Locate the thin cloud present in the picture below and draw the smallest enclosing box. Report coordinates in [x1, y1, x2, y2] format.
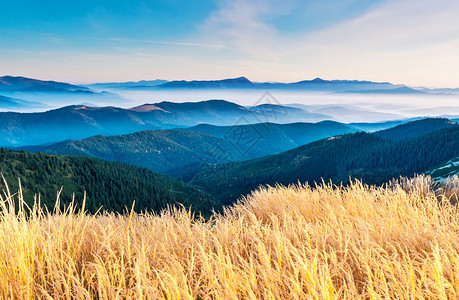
[281, 0, 459, 87]
[197, 0, 291, 58]
[110, 38, 230, 49]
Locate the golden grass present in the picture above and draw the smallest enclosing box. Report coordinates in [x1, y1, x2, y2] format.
[1, 177, 459, 299]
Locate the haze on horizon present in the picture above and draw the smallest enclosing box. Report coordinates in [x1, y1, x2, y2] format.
[1, 0, 459, 88]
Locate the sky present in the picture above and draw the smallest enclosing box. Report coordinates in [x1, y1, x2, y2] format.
[1, 0, 459, 88]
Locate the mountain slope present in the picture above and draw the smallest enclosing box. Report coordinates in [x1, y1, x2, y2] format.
[31, 130, 247, 174]
[0, 95, 46, 109]
[0, 75, 90, 92]
[347, 120, 410, 132]
[189, 125, 459, 204]
[154, 100, 329, 123]
[0, 76, 133, 109]
[0, 100, 331, 147]
[26, 122, 357, 176]
[0, 105, 166, 146]
[181, 121, 357, 157]
[425, 157, 459, 180]
[374, 118, 458, 140]
[0, 148, 218, 214]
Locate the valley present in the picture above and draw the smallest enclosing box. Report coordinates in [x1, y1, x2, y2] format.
[3, 1, 459, 297]
[1, 77, 458, 211]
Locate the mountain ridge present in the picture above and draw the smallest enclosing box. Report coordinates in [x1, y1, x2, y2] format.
[0, 100, 333, 146]
[0, 75, 90, 92]
[0, 94, 47, 109]
[186, 121, 459, 204]
[3, 75, 458, 95]
[23, 121, 363, 175]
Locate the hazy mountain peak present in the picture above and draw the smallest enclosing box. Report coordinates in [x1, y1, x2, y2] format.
[0, 75, 90, 92]
[311, 77, 327, 83]
[129, 104, 167, 112]
[157, 77, 254, 89]
[229, 76, 251, 82]
[155, 99, 245, 109]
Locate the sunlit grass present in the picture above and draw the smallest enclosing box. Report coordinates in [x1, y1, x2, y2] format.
[1, 175, 459, 299]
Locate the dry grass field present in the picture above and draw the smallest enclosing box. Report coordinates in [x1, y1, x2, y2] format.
[1, 176, 459, 299]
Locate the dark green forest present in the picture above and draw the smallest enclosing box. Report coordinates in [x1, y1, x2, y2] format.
[0, 149, 219, 215]
[1, 118, 457, 213]
[21, 122, 358, 175]
[373, 118, 457, 140]
[189, 125, 459, 204]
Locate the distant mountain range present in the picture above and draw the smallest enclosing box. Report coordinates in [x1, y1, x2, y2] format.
[87, 79, 168, 90]
[1, 96, 425, 147]
[94, 76, 416, 94]
[340, 86, 426, 94]
[0, 76, 128, 110]
[0, 100, 338, 147]
[158, 77, 254, 89]
[0, 75, 91, 93]
[88, 76, 459, 95]
[0, 94, 47, 109]
[2, 75, 459, 97]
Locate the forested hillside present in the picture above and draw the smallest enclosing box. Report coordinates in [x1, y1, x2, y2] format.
[29, 122, 358, 174]
[29, 130, 248, 174]
[0, 149, 218, 214]
[181, 121, 357, 156]
[374, 118, 457, 140]
[189, 126, 459, 204]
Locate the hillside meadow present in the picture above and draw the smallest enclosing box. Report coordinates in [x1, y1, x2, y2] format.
[1, 175, 459, 299]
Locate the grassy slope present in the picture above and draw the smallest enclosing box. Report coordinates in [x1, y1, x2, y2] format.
[1, 177, 459, 298]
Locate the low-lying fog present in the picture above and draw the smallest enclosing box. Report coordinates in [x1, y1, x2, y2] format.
[2, 89, 459, 123]
[107, 89, 459, 122]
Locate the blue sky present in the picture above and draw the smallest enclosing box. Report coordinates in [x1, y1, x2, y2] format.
[1, 0, 459, 87]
